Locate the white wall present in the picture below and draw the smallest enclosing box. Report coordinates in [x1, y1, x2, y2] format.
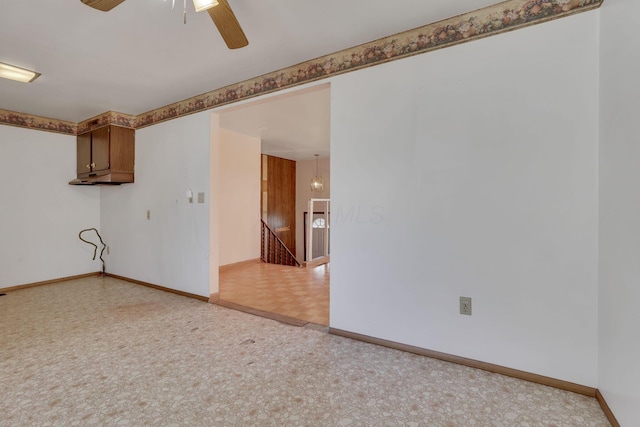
[218, 128, 261, 266]
[599, 0, 640, 424]
[330, 13, 599, 386]
[295, 157, 330, 261]
[0, 125, 101, 287]
[7, 5, 637, 417]
[100, 111, 211, 297]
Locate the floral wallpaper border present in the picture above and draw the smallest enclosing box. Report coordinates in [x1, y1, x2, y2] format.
[0, 0, 602, 135]
[76, 111, 137, 135]
[0, 109, 77, 135]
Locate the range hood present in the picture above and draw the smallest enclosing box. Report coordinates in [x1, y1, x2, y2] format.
[68, 171, 132, 185]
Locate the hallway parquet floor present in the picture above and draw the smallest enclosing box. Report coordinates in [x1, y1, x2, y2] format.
[219, 261, 329, 326]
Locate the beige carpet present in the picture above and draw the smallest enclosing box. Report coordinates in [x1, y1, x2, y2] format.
[0, 277, 609, 426]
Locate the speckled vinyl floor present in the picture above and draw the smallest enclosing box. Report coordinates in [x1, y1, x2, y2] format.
[0, 277, 609, 426]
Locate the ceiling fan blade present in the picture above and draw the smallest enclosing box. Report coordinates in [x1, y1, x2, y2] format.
[207, 0, 249, 49]
[80, 0, 126, 12]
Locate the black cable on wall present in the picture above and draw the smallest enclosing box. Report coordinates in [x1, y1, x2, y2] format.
[79, 228, 106, 277]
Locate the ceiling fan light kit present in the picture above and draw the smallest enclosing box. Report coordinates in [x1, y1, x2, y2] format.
[193, 0, 219, 12]
[80, 0, 248, 49]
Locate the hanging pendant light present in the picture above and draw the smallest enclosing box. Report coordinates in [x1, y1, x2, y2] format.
[310, 154, 324, 192]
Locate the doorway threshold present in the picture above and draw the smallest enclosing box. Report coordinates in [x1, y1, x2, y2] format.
[214, 299, 328, 332]
[303, 256, 330, 268]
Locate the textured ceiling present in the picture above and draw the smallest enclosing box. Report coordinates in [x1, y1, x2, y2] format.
[0, 0, 500, 123]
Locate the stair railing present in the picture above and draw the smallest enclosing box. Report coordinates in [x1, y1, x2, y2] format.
[261, 219, 301, 267]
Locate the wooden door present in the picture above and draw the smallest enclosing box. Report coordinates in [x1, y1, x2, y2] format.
[263, 155, 296, 254]
[91, 126, 110, 173]
[76, 132, 92, 176]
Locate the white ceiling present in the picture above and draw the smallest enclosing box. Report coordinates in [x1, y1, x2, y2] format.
[1, 0, 500, 158]
[219, 84, 330, 161]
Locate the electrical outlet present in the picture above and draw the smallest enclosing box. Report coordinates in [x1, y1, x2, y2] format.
[197, 192, 205, 203]
[460, 297, 472, 315]
[146, 210, 151, 220]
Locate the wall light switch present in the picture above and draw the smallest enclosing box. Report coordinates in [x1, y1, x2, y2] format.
[197, 192, 205, 203]
[147, 210, 151, 220]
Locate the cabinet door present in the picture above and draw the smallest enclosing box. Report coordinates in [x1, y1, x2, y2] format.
[77, 132, 92, 175]
[91, 126, 110, 173]
[109, 126, 135, 173]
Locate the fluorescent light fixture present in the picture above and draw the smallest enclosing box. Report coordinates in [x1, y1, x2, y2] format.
[0, 62, 40, 83]
[193, 0, 218, 12]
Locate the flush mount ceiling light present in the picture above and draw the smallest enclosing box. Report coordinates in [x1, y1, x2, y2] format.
[310, 154, 324, 192]
[0, 62, 41, 83]
[193, 0, 218, 12]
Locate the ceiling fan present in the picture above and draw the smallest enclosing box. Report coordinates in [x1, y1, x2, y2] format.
[80, 0, 248, 49]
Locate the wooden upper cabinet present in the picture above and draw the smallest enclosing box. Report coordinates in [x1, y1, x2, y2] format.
[108, 126, 135, 175]
[91, 126, 110, 173]
[72, 125, 135, 185]
[76, 132, 92, 176]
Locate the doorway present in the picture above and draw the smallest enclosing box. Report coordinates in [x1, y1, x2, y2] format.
[214, 84, 331, 326]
